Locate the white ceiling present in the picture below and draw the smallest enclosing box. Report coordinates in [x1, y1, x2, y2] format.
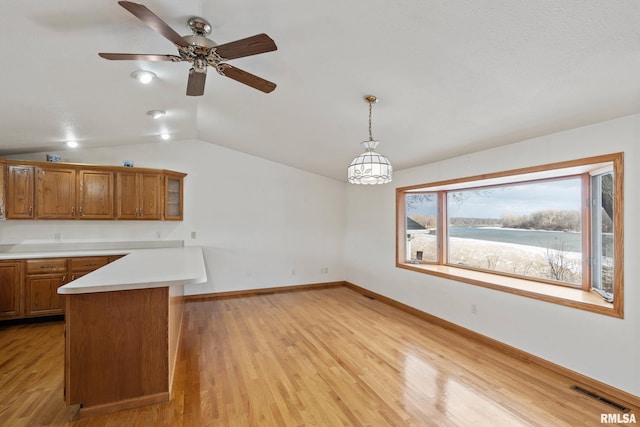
[1, 1, 639, 181]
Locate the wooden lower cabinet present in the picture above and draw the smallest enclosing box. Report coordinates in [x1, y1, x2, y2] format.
[25, 274, 66, 316]
[24, 258, 68, 317]
[1, 255, 120, 321]
[69, 256, 109, 281]
[65, 286, 184, 416]
[0, 261, 23, 319]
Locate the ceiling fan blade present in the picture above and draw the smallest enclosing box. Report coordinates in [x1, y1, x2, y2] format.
[186, 69, 207, 96]
[99, 53, 182, 61]
[118, 1, 189, 47]
[214, 34, 277, 60]
[217, 64, 276, 93]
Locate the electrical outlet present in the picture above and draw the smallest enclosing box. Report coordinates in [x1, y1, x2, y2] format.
[471, 304, 478, 315]
[191, 231, 196, 239]
[54, 233, 61, 241]
[291, 269, 296, 276]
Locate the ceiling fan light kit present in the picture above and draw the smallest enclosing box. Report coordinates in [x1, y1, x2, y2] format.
[147, 109, 166, 119]
[347, 95, 393, 185]
[130, 70, 156, 84]
[100, 1, 278, 96]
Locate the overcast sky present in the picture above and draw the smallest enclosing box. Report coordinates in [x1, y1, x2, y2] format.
[407, 178, 582, 218]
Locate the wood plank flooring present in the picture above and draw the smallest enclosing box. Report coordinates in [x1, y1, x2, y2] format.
[0, 287, 637, 426]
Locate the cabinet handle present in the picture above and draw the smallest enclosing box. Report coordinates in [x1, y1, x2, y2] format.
[71, 207, 75, 215]
[28, 206, 33, 215]
[62, 275, 66, 282]
[83, 263, 97, 267]
[40, 264, 54, 269]
[79, 207, 83, 215]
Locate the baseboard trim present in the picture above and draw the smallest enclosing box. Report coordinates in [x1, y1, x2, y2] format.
[183, 280, 638, 408]
[185, 281, 344, 302]
[342, 281, 640, 409]
[76, 392, 169, 419]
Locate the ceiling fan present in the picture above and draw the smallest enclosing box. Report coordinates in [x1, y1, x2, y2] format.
[99, 1, 277, 96]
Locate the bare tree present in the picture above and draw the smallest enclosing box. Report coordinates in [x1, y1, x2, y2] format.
[486, 255, 499, 270]
[544, 240, 579, 283]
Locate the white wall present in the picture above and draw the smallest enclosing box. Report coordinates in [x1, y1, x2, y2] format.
[2, 139, 347, 294]
[345, 113, 640, 397]
[4, 115, 638, 398]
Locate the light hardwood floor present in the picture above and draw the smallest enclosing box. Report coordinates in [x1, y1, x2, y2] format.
[0, 287, 637, 426]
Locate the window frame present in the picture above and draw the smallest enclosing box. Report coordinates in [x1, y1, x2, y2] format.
[396, 153, 624, 318]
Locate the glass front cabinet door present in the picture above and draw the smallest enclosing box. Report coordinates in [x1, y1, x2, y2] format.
[164, 173, 185, 220]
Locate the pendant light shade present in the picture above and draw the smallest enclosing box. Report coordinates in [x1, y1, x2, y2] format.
[347, 95, 392, 185]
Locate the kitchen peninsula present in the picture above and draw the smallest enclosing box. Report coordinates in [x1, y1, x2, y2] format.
[57, 246, 207, 417]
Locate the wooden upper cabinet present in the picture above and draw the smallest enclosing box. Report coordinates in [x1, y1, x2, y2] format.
[164, 173, 185, 220]
[6, 165, 35, 219]
[116, 171, 162, 220]
[36, 166, 76, 219]
[77, 169, 114, 219]
[1, 159, 185, 221]
[116, 171, 138, 219]
[139, 173, 162, 220]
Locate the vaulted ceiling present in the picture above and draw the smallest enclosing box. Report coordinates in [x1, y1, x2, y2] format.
[1, 1, 639, 181]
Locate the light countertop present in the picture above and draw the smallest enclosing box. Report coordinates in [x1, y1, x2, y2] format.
[57, 246, 207, 294]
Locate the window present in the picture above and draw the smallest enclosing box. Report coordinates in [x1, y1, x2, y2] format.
[396, 153, 624, 317]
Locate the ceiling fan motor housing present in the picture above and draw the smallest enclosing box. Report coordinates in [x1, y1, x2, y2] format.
[99, 2, 277, 96]
[188, 17, 212, 36]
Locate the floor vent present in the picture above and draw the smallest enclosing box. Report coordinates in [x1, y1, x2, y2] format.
[570, 385, 630, 413]
[362, 294, 376, 300]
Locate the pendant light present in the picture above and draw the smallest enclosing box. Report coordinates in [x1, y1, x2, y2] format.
[347, 95, 392, 184]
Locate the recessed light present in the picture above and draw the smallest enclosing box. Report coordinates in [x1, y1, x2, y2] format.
[160, 133, 170, 140]
[147, 110, 166, 119]
[131, 70, 156, 84]
[66, 141, 78, 148]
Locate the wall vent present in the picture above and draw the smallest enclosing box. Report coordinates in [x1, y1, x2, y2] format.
[570, 385, 630, 413]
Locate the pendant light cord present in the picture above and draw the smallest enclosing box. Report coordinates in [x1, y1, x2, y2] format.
[368, 100, 373, 141]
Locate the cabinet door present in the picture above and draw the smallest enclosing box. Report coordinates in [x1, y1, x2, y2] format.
[116, 172, 139, 219]
[139, 173, 163, 220]
[36, 167, 76, 219]
[0, 261, 22, 319]
[6, 165, 35, 219]
[25, 274, 66, 316]
[0, 162, 5, 220]
[164, 175, 184, 220]
[78, 169, 114, 219]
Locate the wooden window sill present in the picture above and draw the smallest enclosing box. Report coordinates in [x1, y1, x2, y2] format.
[397, 262, 619, 318]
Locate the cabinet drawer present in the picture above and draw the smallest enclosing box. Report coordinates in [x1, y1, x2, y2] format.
[26, 258, 67, 274]
[70, 256, 109, 273]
